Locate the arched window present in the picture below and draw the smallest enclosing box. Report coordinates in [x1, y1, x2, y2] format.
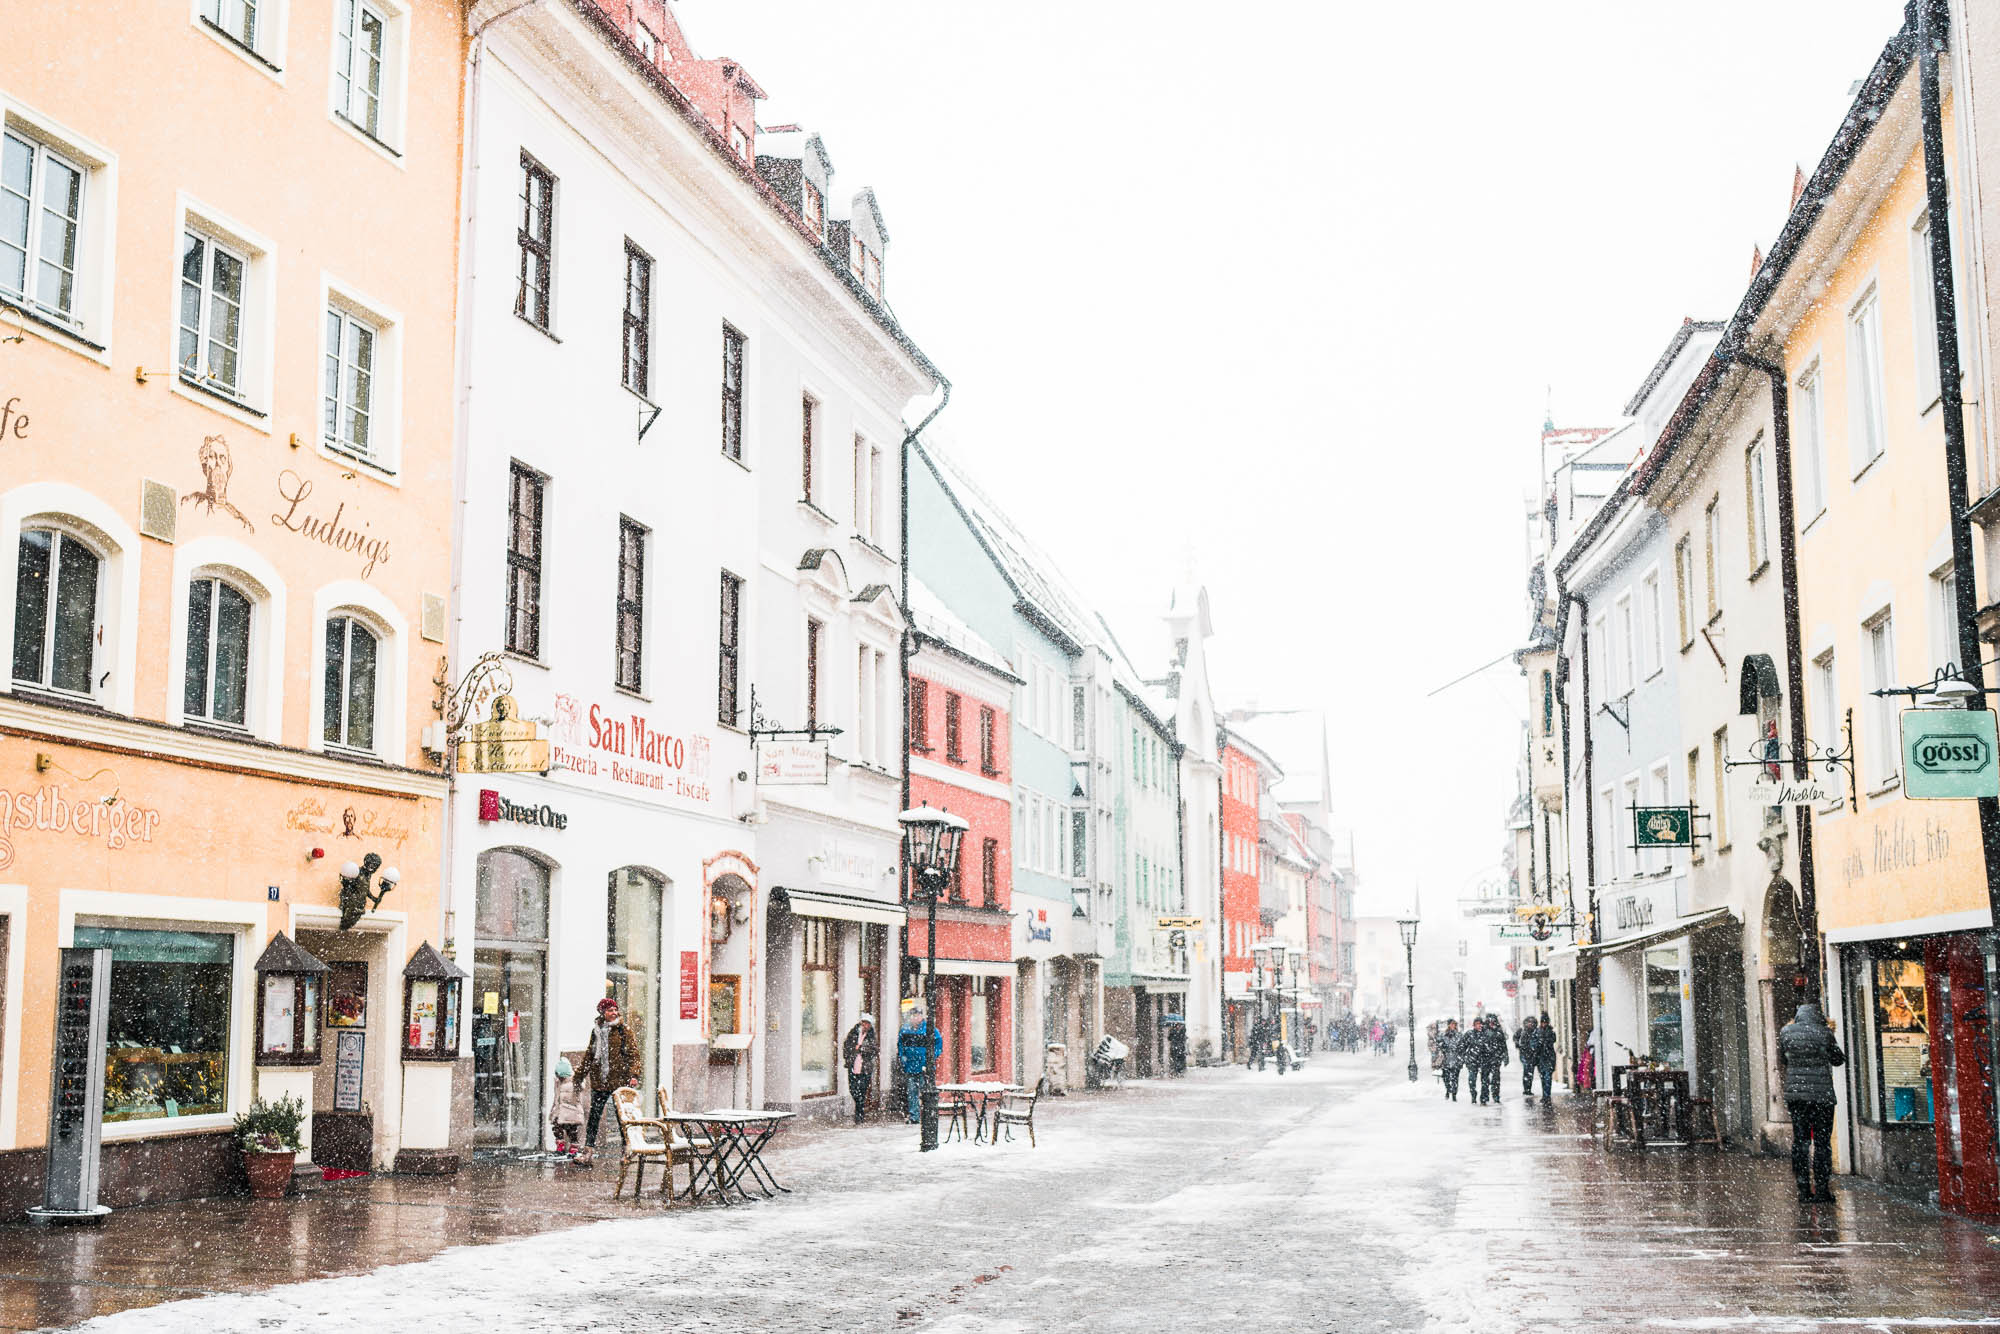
[323, 613, 379, 752]
[12, 526, 100, 696]
[184, 576, 253, 727]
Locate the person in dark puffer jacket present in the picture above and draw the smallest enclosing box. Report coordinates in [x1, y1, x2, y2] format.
[1777, 1001, 1846, 1203]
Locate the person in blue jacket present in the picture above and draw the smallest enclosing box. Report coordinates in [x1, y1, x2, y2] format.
[897, 1008, 943, 1123]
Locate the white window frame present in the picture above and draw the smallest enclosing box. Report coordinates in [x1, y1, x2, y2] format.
[1618, 776, 1636, 880]
[171, 198, 274, 427]
[1796, 358, 1827, 521]
[328, 0, 410, 160]
[1912, 211, 1942, 412]
[1589, 613, 1607, 701]
[0, 98, 116, 358]
[1863, 610, 1899, 790]
[1811, 649, 1842, 810]
[166, 538, 286, 742]
[1646, 761, 1670, 875]
[1639, 566, 1663, 679]
[1746, 435, 1769, 572]
[1674, 535, 1695, 649]
[10, 523, 106, 704]
[318, 276, 403, 478]
[310, 582, 407, 763]
[1614, 590, 1635, 697]
[0, 486, 141, 714]
[1931, 563, 1961, 675]
[192, 0, 289, 78]
[1703, 498, 1722, 622]
[1848, 281, 1887, 475]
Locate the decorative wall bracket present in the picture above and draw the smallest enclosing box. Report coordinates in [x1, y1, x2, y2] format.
[746, 684, 843, 741]
[1722, 708, 1856, 812]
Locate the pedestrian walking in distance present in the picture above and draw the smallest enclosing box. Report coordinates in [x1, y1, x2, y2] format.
[576, 997, 641, 1164]
[1778, 1001, 1846, 1203]
[897, 1008, 942, 1124]
[1478, 1014, 1509, 1105]
[1438, 1019, 1464, 1101]
[1527, 1013, 1559, 1102]
[1514, 1016, 1537, 1098]
[842, 1015, 878, 1125]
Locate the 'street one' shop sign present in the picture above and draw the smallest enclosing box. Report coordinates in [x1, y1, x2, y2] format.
[1901, 708, 2000, 800]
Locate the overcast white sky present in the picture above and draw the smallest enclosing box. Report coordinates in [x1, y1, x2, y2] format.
[682, 0, 1906, 927]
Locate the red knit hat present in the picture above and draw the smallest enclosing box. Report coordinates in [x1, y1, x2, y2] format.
[597, 997, 619, 1015]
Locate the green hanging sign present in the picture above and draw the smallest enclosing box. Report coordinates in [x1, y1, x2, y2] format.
[1631, 806, 1692, 848]
[1901, 708, 2000, 800]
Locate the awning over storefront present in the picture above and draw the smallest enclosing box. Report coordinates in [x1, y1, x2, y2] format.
[773, 886, 906, 927]
[1586, 906, 1737, 959]
[908, 958, 1017, 979]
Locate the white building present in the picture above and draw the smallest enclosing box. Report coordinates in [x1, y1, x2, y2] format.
[446, 0, 938, 1148]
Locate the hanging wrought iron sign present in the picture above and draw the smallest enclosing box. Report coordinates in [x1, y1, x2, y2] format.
[1724, 708, 1855, 810]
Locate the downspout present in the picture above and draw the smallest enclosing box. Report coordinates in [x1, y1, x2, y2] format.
[1737, 352, 1820, 999]
[1917, 0, 2000, 962]
[1570, 590, 1596, 913]
[442, 0, 549, 960]
[898, 378, 950, 1036]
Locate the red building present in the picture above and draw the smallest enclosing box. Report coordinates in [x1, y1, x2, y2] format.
[905, 586, 1018, 1087]
[1220, 734, 1276, 1061]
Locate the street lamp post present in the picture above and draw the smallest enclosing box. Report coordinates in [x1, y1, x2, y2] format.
[898, 805, 969, 1153]
[1398, 917, 1420, 1082]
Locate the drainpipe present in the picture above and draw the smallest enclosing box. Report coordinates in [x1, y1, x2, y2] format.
[440, 0, 550, 963]
[1916, 0, 2000, 956]
[1736, 354, 1821, 1000]
[1569, 590, 1596, 913]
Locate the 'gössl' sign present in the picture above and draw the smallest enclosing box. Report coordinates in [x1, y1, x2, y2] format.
[1901, 708, 2000, 800]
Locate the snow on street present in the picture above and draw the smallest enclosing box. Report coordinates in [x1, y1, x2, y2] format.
[52, 1057, 2000, 1333]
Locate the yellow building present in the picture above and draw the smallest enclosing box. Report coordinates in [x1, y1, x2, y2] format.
[0, 0, 465, 1208]
[1737, 16, 1993, 1208]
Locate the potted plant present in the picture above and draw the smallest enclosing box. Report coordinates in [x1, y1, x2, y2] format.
[235, 1094, 307, 1199]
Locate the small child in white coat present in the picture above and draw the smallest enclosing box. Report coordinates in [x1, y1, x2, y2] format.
[550, 1057, 587, 1158]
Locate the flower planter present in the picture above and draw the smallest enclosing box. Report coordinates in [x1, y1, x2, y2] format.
[243, 1148, 297, 1199]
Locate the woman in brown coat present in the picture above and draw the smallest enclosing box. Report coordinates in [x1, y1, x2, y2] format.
[576, 997, 641, 1162]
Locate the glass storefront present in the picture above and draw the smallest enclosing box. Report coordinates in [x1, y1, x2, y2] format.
[969, 976, 991, 1073]
[800, 919, 837, 1096]
[75, 926, 233, 1123]
[1844, 943, 1933, 1127]
[474, 850, 549, 1150]
[1644, 947, 1684, 1066]
[607, 867, 663, 1098]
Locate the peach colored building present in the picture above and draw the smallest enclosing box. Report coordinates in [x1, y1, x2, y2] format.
[0, 0, 464, 1210]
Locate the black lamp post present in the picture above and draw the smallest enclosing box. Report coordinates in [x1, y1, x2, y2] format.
[898, 804, 968, 1153]
[1398, 917, 1419, 1082]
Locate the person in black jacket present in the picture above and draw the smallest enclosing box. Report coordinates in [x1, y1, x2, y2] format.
[1438, 1019, 1465, 1101]
[1514, 1017, 1538, 1098]
[1777, 1001, 1846, 1203]
[1477, 1014, 1509, 1104]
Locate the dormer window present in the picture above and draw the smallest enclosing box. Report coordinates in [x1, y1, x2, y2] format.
[801, 181, 823, 239]
[730, 125, 749, 158]
[848, 235, 882, 297]
[634, 22, 657, 62]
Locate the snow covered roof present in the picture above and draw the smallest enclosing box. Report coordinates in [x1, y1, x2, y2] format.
[919, 437, 1100, 653]
[908, 576, 1017, 682]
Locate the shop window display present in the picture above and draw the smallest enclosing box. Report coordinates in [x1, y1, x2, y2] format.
[75, 926, 233, 1123]
[1877, 954, 1933, 1124]
[1644, 948, 1685, 1066]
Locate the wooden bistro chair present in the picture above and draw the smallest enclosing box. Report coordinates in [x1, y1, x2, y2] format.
[656, 1088, 713, 1201]
[992, 1077, 1046, 1147]
[610, 1086, 675, 1199]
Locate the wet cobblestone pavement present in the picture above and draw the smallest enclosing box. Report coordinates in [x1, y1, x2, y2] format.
[9, 1055, 2000, 1332]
